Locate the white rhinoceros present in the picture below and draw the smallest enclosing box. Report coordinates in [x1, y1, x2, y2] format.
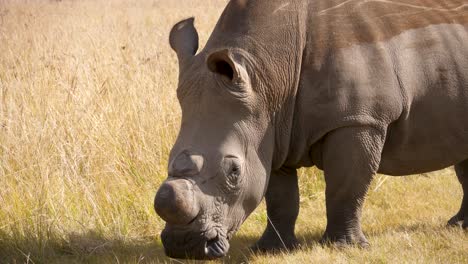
[154, 0, 468, 259]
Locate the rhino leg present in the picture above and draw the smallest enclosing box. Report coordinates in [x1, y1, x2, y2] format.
[251, 167, 300, 252]
[320, 126, 386, 248]
[448, 159, 468, 229]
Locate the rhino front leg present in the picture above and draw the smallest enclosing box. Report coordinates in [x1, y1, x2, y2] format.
[448, 159, 468, 229]
[252, 167, 300, 252]
[320, 126, 386, 247]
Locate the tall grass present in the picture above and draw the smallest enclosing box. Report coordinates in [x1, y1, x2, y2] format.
[0, 1, 466, 263]
[0, 0, 225, 262]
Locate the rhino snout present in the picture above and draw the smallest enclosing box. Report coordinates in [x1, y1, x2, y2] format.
[161, 226, 230, 260]
[154, 179, 200, 225]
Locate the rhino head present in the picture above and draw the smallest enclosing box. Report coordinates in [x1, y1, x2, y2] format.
[154, 18, 279, 259]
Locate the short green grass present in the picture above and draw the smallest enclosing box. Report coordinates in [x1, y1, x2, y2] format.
[0, 1, 466, 263]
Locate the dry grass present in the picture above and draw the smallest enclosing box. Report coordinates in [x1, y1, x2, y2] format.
[0, 0, 466, 263]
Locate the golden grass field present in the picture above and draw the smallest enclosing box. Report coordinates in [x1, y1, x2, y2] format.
[0, 0, 466, 263]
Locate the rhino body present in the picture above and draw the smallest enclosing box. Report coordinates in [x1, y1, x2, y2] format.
[154, 0, 468, 259]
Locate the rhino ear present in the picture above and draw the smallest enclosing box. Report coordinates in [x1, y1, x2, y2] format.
[169, 18, 199, 65]
[207, 49, 247, 82]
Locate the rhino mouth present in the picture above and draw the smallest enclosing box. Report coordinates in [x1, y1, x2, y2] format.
[161, 225, 230, 260]
[204, 234, 230, 258]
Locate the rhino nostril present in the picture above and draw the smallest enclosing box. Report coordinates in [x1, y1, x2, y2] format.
[154, 179, 200, 225]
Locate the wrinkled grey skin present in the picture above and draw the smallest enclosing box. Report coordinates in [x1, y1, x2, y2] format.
[154, 0, 468, 259]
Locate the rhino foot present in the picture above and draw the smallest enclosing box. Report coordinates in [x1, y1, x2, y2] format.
[320, 231, 370, 249]
[447, 213, 468, 229]
[450, 160, 467, 229]
[250, 236, 301, 253]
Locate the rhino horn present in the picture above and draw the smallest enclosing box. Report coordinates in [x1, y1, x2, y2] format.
[154, 179, 200, 225]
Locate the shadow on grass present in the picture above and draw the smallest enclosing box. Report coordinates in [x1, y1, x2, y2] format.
[0, 231, 264, 263]
[365, 220, 459, 237]
[0, 230, 167, 263]
[227, 230, 324, 261]
[232, 221, 461, 257]
[0, 230, 322, 263]
[1, 223, 451, 263]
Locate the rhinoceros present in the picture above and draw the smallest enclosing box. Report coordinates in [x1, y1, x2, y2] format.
[153, 0, 468, 259]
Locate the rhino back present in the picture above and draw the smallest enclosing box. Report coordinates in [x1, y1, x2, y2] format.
[286, 0, 468, 173]
[306, 0, 468, 63]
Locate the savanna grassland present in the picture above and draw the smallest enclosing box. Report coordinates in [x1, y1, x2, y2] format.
[0, 0, 466, 263]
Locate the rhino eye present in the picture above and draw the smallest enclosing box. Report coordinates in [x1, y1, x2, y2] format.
[223, 157, 242, 185]
[229, 164, 241, 178]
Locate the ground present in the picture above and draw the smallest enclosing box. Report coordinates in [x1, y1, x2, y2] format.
[0, 0, 466, 263]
